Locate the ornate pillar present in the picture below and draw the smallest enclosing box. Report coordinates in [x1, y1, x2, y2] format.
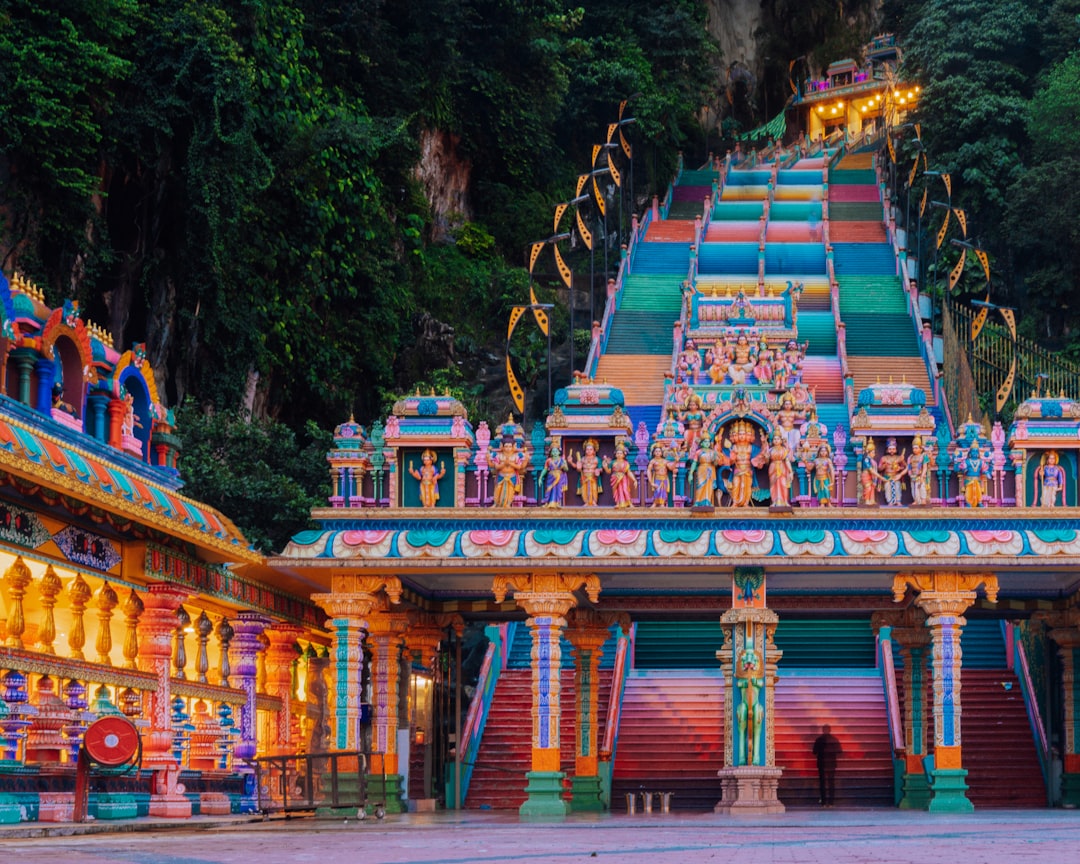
[1033, 608, 1080, 806]
[366, 599, 411, 812]
[873, 605, 931, 808]
[230, 612, 269, 763]
[493, 572, 601, 818]
[312, 575, 402, 752]
[264, 625, 306, 755]
[565, 608, 626, 812]
[893, 571, 999, 812]
[3, 556, 33, 648]
[715, 567, 784, 815]
[137, 583, 192, 817]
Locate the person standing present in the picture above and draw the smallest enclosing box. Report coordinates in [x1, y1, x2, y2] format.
[813, 724, 842, 807]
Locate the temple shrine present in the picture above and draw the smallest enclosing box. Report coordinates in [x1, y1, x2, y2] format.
[3, 41, 1080, 823]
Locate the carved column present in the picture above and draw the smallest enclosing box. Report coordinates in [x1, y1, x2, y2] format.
[312, 575, 402, 753]
[94, 582, 118, 665]
[264, 625, 306, 755]
[716, 567, 784, 815]
[67, 575, 92, 660]
[37, 565, 62, 654]
[1033, 608, 1080, 807]
[367, 599, 411, 812]
[493, 572, 601, 818]
[137, 583, 192, 817]
[121, 589, 144, 669]
[230, 612, 269, 764]
[565, 608, 626, 812]
[893, 571, 998, 813]
[873, 605, 931, 809]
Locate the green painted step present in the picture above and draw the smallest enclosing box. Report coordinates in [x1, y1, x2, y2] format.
[668, 201, 704, 220]
[773, 619, 877, 667]
[605, 312, 676, 354]
[619, 276, 685, 313]
[798, 311, 838, 356]
[634, 619, 877, 669]
[680, 169, 718, 186]
[829, 202, 884, 221]
[837, 276, 907, 315]
[842, 313, 920, 356]
[829, 168, 877, 185]
[713, 201, 765, 220]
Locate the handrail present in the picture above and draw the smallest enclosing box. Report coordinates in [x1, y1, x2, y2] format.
[878, 632, 904, 752]
[1012, 623, 1050, 788]
[599, 627, 632, 759]
[455, 623, 507, 803]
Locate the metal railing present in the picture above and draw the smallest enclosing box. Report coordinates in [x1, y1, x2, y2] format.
[942, 297, 1080, 422]
[250, 750, 372, 815]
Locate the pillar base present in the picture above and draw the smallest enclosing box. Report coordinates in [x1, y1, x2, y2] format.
[898, 771, 933, 810]
[37, 792, 74, 822]
[1061, 771, 1080, 808]
[96, 792, 142, 820]
[714, 766, 785, 815]
[365, 772, 405, 814]
[569, 774, 605, 812]
[927, 768, 974, 813]
[0, 794, 23, 824]
[519, 771, 569, 818]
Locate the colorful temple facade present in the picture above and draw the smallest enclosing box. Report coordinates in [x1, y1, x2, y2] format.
[3, 129, 1080, 824]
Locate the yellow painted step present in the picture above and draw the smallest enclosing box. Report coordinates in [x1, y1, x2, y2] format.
[594, 354, 671, 405]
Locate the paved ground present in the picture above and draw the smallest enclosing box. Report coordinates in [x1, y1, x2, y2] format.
[1, 809, 1078, 864]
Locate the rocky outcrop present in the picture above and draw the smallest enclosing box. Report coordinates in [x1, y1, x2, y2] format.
[414, 128, 472, 241]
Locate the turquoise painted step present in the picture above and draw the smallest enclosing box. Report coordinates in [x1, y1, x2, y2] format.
[770, 201, 823, 222]
[798, 311, 838, 356]
[634, 621, 723, 668]
[842, 314, 920, 356]
[506, 622, 620, 669]
[829, 168, 877, 185]
[829, 202, 884, 221]
[832, 243, 896, 277]
[713, 201, 764, 220]
[960, 619, 1008, 669]
[892, 619, 1007, 671]
[698, 242, 759, 275]
[778, 169, 823, 185]
[816, 403, 849, 434]
[764, 242, 826, 276]
[727, 169, 771, 186]
[605, 312, 675, 354]
[619, 276, 684, 313]
[680, 169, 718, 186]
[632, 242, 692, 274]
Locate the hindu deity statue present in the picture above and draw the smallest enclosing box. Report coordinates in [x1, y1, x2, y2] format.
[677, 340, 703, 381]
[753, 428, 793, 508]
[707, 347, 731, 384]
[773, 393, 803, 452]
[752, 341, 775, 386]
[1035, 450, 1066, 508]
[604, 439, 637, 508]
[800, 408, 827, 458]
[538, 440, 569, 508]
[729, 332, 756, 383]
[906, 436, 932, 506]
[858, 438, 881, 506]
[491, 438, 526, 507]
[689, 432, 725, 507]
[720, 421, 758, 507]
[571, 438, 604, 507]
[811, 443, 835, 506]
[680, 393, 707, 454]
[878, 438, 908, 507]
[957, 446, 989, 508]
[408, 449, 446, 508]
[647, 443, 674, 507]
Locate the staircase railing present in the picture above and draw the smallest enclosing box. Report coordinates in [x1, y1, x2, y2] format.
[1010, 621, 1050, 797]
[452, 622, 510, 806]
[877, 628, 905, 805]
[598, 623, 634, 805]
[942, 295, 1080, 420]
